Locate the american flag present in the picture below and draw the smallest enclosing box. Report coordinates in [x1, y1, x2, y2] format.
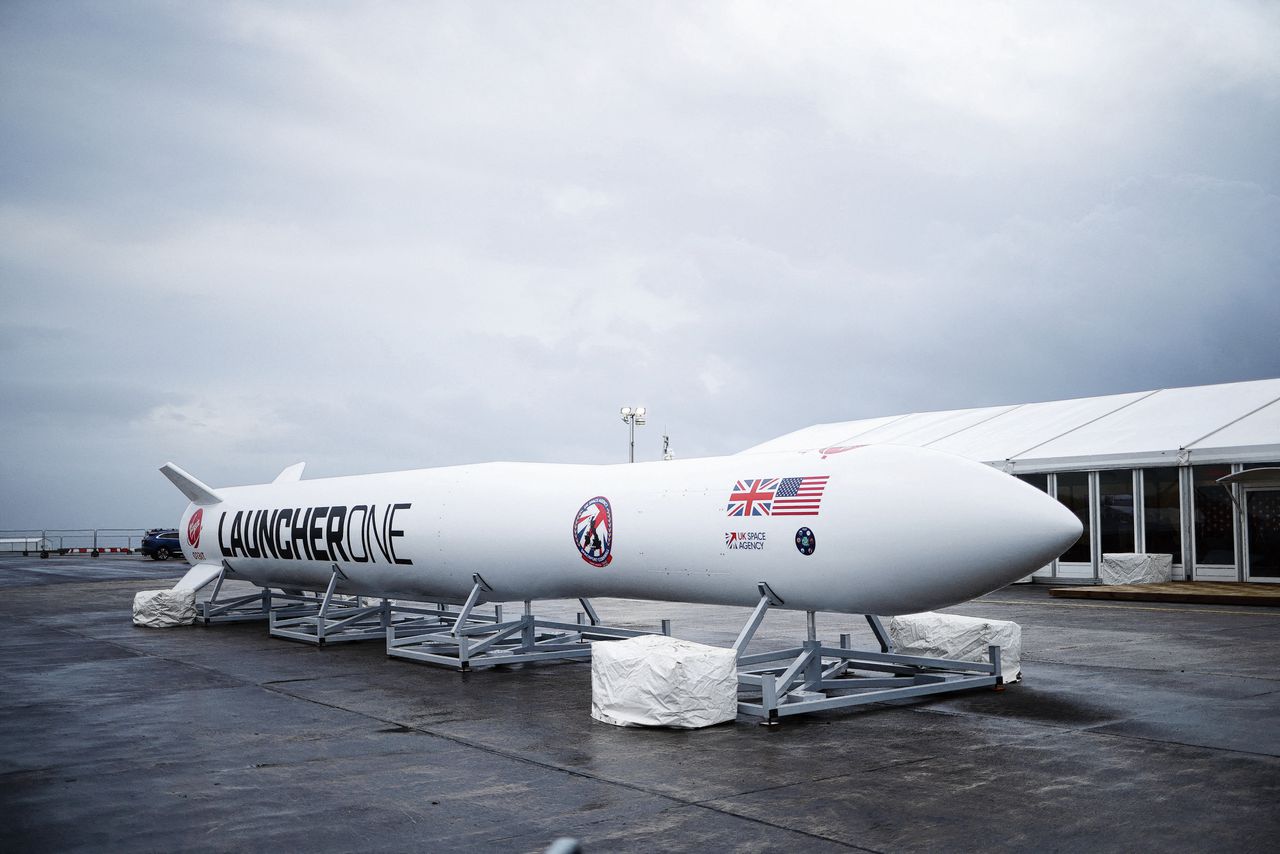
[726, 478, 779, 517]
[771, 476, 830, 516]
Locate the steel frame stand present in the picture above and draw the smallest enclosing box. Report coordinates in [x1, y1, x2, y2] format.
[268, 566, 407, 646]
[196, 562, 316, 625]
[734, 584, 1002, 724]
[387, 576, 666, 671]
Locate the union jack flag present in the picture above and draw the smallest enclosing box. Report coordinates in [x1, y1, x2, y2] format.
[726, 478, 779, 517]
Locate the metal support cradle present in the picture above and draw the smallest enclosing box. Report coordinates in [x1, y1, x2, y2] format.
[268, 565, 413, 646]
[386, 576, 666, 671]
[194, 566, 672, 663]
[735, 585, 1003, 723]
[196, 561, 316, 625]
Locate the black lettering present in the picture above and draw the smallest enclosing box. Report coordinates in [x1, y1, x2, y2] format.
[293, 508, 311, 560]
[369, 504, 392, 563]
[277, 508, 294, 560]
[306, 508, 319, 560]
[310, 506, 329, 562]
[364, 504, 374, 562]
[213, 502, 415, 562]
[257, 510, 277, 559]
[346, 505, 368, 562]
[244, 510, 262, 558]
[326, 505, 348, 561]
[390, 502, 412, 565]
[229, 511, 245, 557]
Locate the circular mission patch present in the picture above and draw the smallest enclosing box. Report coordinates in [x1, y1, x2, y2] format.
[573, 496, 613, 567]
[794, 526, 816, 556]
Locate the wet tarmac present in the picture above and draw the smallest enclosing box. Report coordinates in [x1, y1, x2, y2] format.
[2, 555, 1279, 852]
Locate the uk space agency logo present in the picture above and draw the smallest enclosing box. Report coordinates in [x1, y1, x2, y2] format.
[574, 496, 613, 567]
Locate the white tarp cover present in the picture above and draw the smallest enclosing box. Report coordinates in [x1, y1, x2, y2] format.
[888, 612, 1022, 682]
[132, 589, 197, 627]
[591, 634, 738, 728]
[1100, 553, 1173, 585]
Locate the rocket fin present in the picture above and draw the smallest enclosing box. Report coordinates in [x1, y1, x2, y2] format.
[273, 461, 306, 483]
[159, 463, 223, 506]
[174, 561, 222, 592]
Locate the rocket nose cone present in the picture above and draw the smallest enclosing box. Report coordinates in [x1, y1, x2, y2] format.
[1005, 480, 1084, 568]
[954, 468, 1084, 586]
[848, 446, 1087, 614]
[1041, 486, 1084, 551]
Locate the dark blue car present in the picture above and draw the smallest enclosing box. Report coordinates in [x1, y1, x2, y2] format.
[141, 528, 182, 561]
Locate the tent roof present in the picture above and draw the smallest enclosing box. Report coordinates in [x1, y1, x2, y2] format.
[743, 378, 1280, 471]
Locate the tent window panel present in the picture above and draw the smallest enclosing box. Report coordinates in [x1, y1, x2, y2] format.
[1099, 470, 1135, 555]
[1142, 468, 1181, 563]
[1057, 472, 1091, 563]
[1018, 473, 1048, 492]
[1194, 464, 1235, 565]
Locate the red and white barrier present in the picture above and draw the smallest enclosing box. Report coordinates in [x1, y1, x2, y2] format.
[63, 547, 136, 555]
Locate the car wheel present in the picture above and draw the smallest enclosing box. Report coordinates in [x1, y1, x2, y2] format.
[156, 547, 171, 561]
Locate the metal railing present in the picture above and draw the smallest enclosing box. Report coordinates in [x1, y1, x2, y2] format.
[0, 528, 152, 556]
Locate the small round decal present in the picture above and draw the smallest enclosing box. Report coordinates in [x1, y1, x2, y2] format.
[795, 526, 816, 556]
[187, 508, 204, 548]
[574, 496, 613, 567]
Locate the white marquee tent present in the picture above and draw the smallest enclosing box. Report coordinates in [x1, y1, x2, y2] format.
[746, 379, 1280, 583]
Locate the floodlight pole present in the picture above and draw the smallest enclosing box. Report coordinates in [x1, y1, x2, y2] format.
[620, 406, 647, 463]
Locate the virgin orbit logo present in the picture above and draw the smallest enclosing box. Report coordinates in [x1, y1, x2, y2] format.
[819, 445, 864, 459]
[187, 508, 203, 548]
[574, 496, 613, 567]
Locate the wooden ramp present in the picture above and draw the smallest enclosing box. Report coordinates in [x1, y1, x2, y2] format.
[1050, 581, 1280, 607]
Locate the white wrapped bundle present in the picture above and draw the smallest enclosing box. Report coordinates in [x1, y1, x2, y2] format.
[1100, 553, 1173, 585]
[591, 635, 738, 728]
[888, 612, 1022, 682]
[132, 589, 197, 627]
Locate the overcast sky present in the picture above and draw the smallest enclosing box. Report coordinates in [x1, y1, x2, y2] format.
[2, 1, 1278, 529]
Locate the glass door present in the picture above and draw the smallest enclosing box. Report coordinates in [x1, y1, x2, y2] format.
[1192, 464, 1237, 581]
[1055, 471, 1094, 579]
[1244, 488, 1280, 581]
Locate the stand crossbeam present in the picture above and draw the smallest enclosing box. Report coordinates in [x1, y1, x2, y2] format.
[268, 566, 404, 645]
[387, 589, 669, 671]
[196, 562, 316, 625]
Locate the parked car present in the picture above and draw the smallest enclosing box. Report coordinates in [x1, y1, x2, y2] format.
[141, 528, 182, 561]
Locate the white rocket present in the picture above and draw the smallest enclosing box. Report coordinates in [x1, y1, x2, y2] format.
[162, 443, 1080, 615]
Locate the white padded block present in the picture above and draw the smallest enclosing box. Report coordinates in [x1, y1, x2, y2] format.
[132, 589, 197, 628]
[591, 635, 738, 728]
[1100, 553, 1173, 585]
[888, 612, 1022, 682]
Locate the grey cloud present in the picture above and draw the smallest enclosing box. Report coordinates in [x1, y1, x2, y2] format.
[1, 1, 1277, 528]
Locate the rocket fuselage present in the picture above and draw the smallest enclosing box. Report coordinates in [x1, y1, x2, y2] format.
[174, 444, 1081, 616]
